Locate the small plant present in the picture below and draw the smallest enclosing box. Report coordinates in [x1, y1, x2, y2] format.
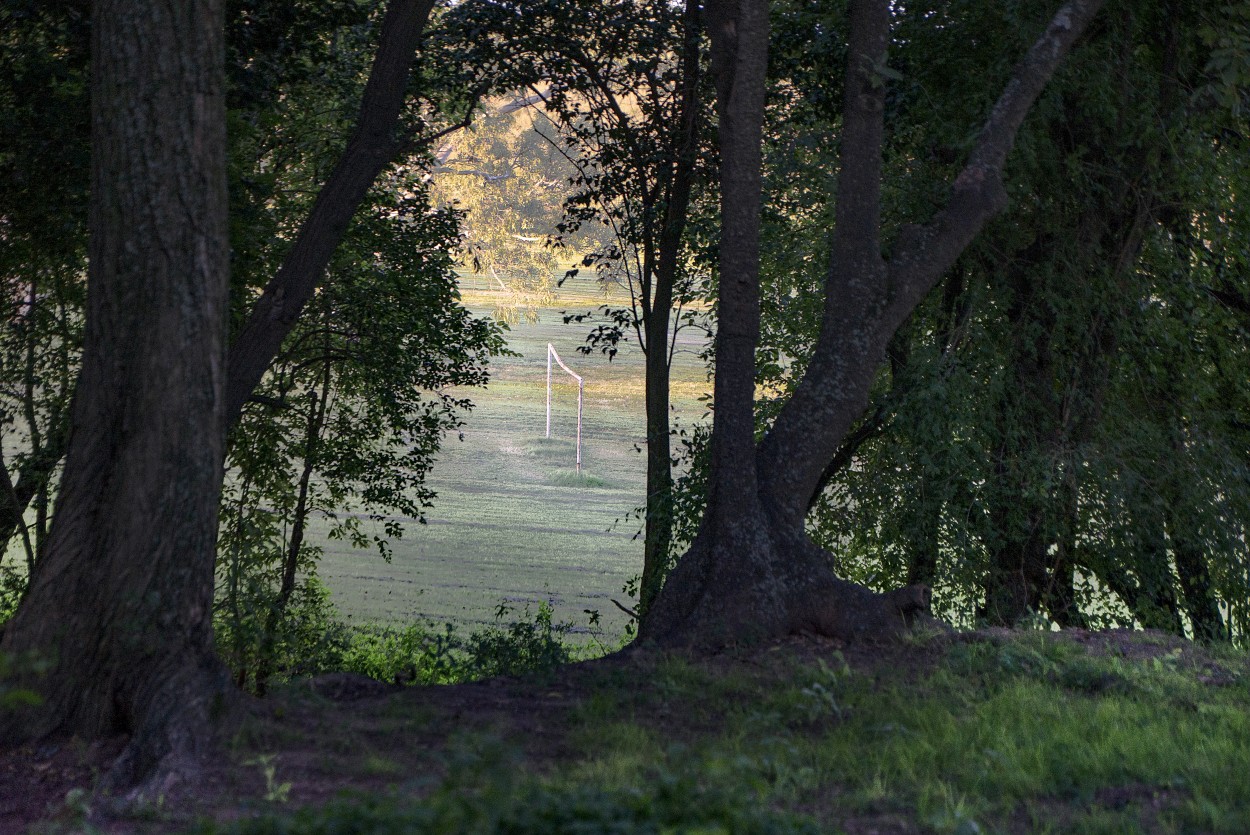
[769, 655, 852, 726]
[244, 754, 292, 804]
[546, 470, 608, 488]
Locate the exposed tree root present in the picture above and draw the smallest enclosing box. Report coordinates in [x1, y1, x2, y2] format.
[641, 522, 945, 649]
[93, 659, 239, 812]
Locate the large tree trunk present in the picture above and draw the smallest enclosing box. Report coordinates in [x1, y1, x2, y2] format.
[0, 0, 443, 596]
[0, 0, 233, 798]
[643, 0, 1104, 646]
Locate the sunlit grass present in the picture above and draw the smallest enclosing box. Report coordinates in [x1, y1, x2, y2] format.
[312, 297, 709, 639]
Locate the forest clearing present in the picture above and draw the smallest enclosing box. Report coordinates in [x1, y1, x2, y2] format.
[312, 296, 709, 639]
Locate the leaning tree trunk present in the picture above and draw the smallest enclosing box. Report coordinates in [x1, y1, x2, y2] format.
[642, 0, 1105, 646]
[224, 0, 437, 428]
[0, 0, 233, 797]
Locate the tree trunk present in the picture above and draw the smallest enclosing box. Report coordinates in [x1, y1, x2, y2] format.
[640, 334, 675, 615]
[1166, 521, 1225, 643]
[0, 0, 233, 798]
[0, 0, 442, 579]
[255, 358, 332, 695]
[982, 254, 1059, 625]
[644, 0, 1104, 646]
[904, 483, 943, 589]
[1044, 475, 1087, 628]
[639, 0, 702, 617]
[1084, 540, 1183, 635]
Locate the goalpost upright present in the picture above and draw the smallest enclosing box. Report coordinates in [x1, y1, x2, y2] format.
[546, 343, 584, 472]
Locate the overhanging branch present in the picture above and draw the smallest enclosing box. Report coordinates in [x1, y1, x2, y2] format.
[224, 0, 441, 429]
[885, 0, 1107, 326]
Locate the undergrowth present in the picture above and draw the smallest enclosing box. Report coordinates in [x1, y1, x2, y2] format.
[216, 632, 1250, 834]
[210, 761, 818, 834]
[338, 599, 612, 685]
[199, 586, 616, 695]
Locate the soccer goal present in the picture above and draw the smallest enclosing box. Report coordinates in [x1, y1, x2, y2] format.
[545, 343, 584, 473]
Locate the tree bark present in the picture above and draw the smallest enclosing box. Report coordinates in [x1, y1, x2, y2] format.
[0, 0, 233, 798]
[643, 0, 1104, 646]
[640, 0, 782, 643]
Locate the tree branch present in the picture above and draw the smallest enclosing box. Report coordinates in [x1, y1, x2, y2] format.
[757, 0, 1105, 526]
[224, 0, 438, 428]
[885, 0, 1107, 328]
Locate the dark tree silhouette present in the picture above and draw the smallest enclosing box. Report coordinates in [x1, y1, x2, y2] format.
[642, 0, 1107, 645]
[0, 0, 449, 797]
[0, 0, 233, 795]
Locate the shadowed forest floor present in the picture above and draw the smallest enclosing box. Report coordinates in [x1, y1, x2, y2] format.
[4, 628, 1249, 833]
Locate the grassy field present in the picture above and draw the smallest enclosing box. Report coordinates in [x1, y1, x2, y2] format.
[311, 275, 710, 639]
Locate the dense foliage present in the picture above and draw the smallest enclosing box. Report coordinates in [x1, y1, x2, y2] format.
[667, 0, 1250, 641]
[0, 2, 506, 687]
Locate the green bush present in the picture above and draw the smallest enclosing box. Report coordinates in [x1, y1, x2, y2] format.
[463, 600, 572, 679]
[239, 597, 584, 689]
[0, 566, 24, 627]
[215, 576, 353, 691]
[340, 621, 465, 685]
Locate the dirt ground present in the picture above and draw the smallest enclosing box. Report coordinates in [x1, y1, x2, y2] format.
[0, 628, 1233, 833]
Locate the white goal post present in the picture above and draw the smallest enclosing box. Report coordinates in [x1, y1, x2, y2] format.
[545, 343, 584, 473]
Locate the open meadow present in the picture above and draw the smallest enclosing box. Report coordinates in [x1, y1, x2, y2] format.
[310, 275, 710, 640]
